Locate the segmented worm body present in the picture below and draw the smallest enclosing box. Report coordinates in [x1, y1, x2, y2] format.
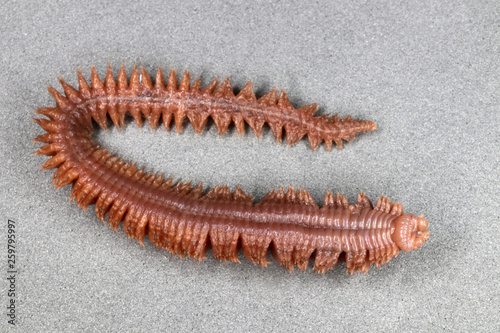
[34, 65, 429, 274]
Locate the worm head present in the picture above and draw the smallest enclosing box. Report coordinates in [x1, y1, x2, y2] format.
[391, 214, 430, 252]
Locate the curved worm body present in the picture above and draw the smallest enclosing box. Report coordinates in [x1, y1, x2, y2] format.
[33, 65, 429, 274]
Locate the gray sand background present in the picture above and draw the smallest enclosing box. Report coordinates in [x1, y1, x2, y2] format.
[1, 1, 499, 332]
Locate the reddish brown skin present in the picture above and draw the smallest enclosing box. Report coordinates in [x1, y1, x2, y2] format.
[33, 65, 429, 274]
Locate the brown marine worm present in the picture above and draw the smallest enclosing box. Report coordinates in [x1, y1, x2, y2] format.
[33, 65, 429, 274]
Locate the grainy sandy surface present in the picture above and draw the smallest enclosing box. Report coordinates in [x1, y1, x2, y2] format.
[1, 1, 498, 332]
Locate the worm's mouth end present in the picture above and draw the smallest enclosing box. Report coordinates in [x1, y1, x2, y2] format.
[392, 214, 429, 252]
